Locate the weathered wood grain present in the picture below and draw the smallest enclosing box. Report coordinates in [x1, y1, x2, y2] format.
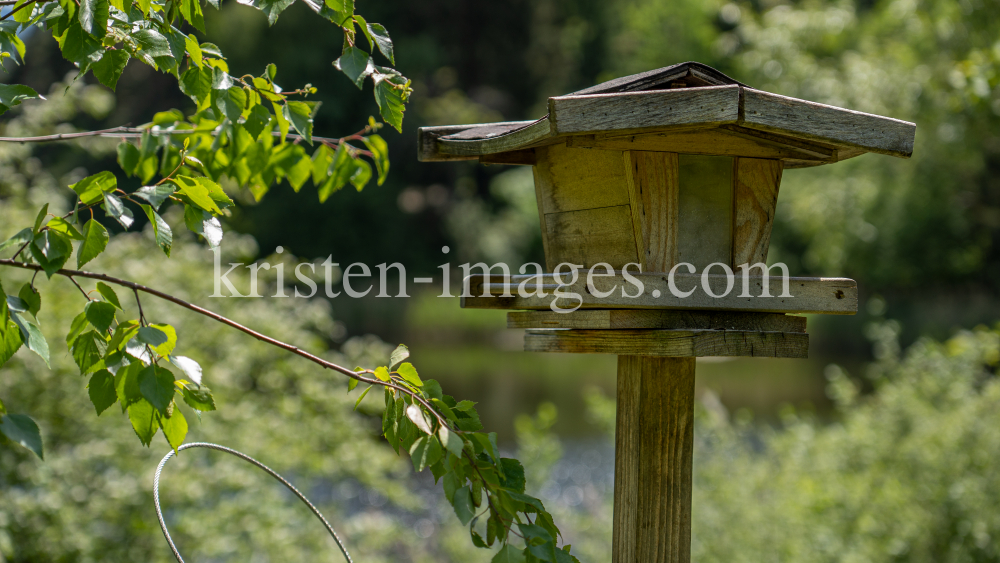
[543, 205, 639, 269]
[569, 128, 828, 161]
[624, 151, 679, 271]
[740, 88, 916, 158]
[535, 144, 631, 214]
[416, 124, 485, 162]
[677, 155, 733, 269]
[479, 149, 537, 165]
[717, 124, 836, 159]
[550, 85, 741, 135]
[507, 309, 807, 332]
[435, 118, 556, 157]
[524, 328, 809, 357]
[613, 356, 695, 563]
[462, 272, 858, 314]
[732, 158, 783, 267]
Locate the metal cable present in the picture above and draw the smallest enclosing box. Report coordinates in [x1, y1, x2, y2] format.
[153, 442, 353, 563]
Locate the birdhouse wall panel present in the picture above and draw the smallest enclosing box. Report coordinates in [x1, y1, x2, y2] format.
[733, 158, 783, 267]
[676, 155, 734, 269]
[623, 150, 680, 272]
[534, 144, 630, 214]
[567, 128, 824, 162]
[543, 205, 639, 269]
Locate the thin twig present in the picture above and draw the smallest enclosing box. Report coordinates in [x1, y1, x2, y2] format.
[0, 126, 348, 145]
[133, 287, 146, 325]
[67, 276, 92, 301]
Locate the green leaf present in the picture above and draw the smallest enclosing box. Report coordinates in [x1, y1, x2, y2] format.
[348, 377, 359, 392]
[169, 355, 202, 384]
[127, 398, 158, 446]
[0, 228, 33, 255]
[114, 359, 144, 406]
[397, 362, 423, 387]
[104, 193, 134, 229]
[133, 185, 176, 211]
[179, 0, 205, 33]
[10, 305, 50, 366]
[85, 300, 116, 332]
[65, 311, 91, 346]
[29, 230, 72, 278]
[152, 109, 184, 126]
[45, 217, 84, 240]
[271, 100, 289, 142]
[374, 366, 390, 381]
[362, 134, 389, 185]
[216, 85, 247, 123]
[88, 369, 118, 415]
[95, 282, 122, 309]
[180, 66, 213, 106]
[138, 364, 175, 415]
[92, 49, 129, 90]
[374, 73, 407, 132]
[60, 21, 103, 64]
[33, 204, 48, 234]
[71, 330, 106, 373]
[243, 103, 271, 140]
[0, 414, 43, 459]
[171, 176, 223, 215]
[70, 171, 117, 206]
[471, 530, 488, 549]
[17, 284, 40, 316]
[322, 0, 352, 23]
[77, 219, 109, 268]
[451, 485, 475, 525]
[310, 144, 333, 185]
[184, 33, 203, 67]
[409, 434, 442, 472]
[0, 83, 40, 116]
[180, 382, 216, 411]
[439, 425, 464, 457]
[283, 101, 315, 144]
[237, 0, 295, 25]
[140, 204, 172, 256]
[183, 205, 223, 248]
[137, 324, 177, 356]
[455, 400, 477, 412]
[132, 28, 171, 58]
[117, 141, 140, 175]
[334, 46, 373, 89]
[491, 545, 527, 563]
[78, 0, 108, 36]
[160, 405, 187, 452]
[366, 22, 394, 64]
[354, 384, 372, 410]
[108, 320, 140, 353]
[500, 458, 526, 494]
[0, 318, 22, 368]
[389, 343, 409, 369]
[406, 403, 434, 435]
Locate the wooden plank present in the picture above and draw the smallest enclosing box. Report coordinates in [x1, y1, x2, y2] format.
[569, 128, 828, 161]
[416, 124, 483, 162]
[624, 151, 679, 271]
[677, 155, 733, 269]
[507, 309, 807, 332]
[550, 85, 741, 136]
[543, 205, 639, 269]
[532, 165, 555, 272]
[435, 118, 556, 157]
[525, 329, 809, 358]
[732, 158, 783, 267]
[479, 149, 537, 165]
[461, 272, 858, 314]
[717, 124, 836, 159]
[535, 144, 630, 214]
[740, 88, 916, 158]
[613, 356, 695, 563]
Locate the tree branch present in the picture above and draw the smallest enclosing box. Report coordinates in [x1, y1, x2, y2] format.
[0, 126, 357, 146]
[0, 258, 449, 427]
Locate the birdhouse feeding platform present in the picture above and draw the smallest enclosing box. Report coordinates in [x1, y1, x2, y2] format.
[417, 62, 915, 563]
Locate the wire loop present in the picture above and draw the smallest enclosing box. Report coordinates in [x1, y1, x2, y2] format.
[153, 442, 353, 563]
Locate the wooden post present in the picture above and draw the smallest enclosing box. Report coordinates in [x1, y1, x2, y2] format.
[613, 356, 696, 563]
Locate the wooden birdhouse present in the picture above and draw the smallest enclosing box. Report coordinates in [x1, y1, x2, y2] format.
[418, 61, 915, 563]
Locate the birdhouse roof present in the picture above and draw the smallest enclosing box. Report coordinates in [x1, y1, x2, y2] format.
[417, 62, 915, 168]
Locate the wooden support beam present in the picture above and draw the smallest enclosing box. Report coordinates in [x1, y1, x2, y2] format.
[507, 309, 806, 332]
[732, 158, 783, 267]
[614, 356, 695, 563]
[624, 151, 680, 271]
[524, 328, 809, 358]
